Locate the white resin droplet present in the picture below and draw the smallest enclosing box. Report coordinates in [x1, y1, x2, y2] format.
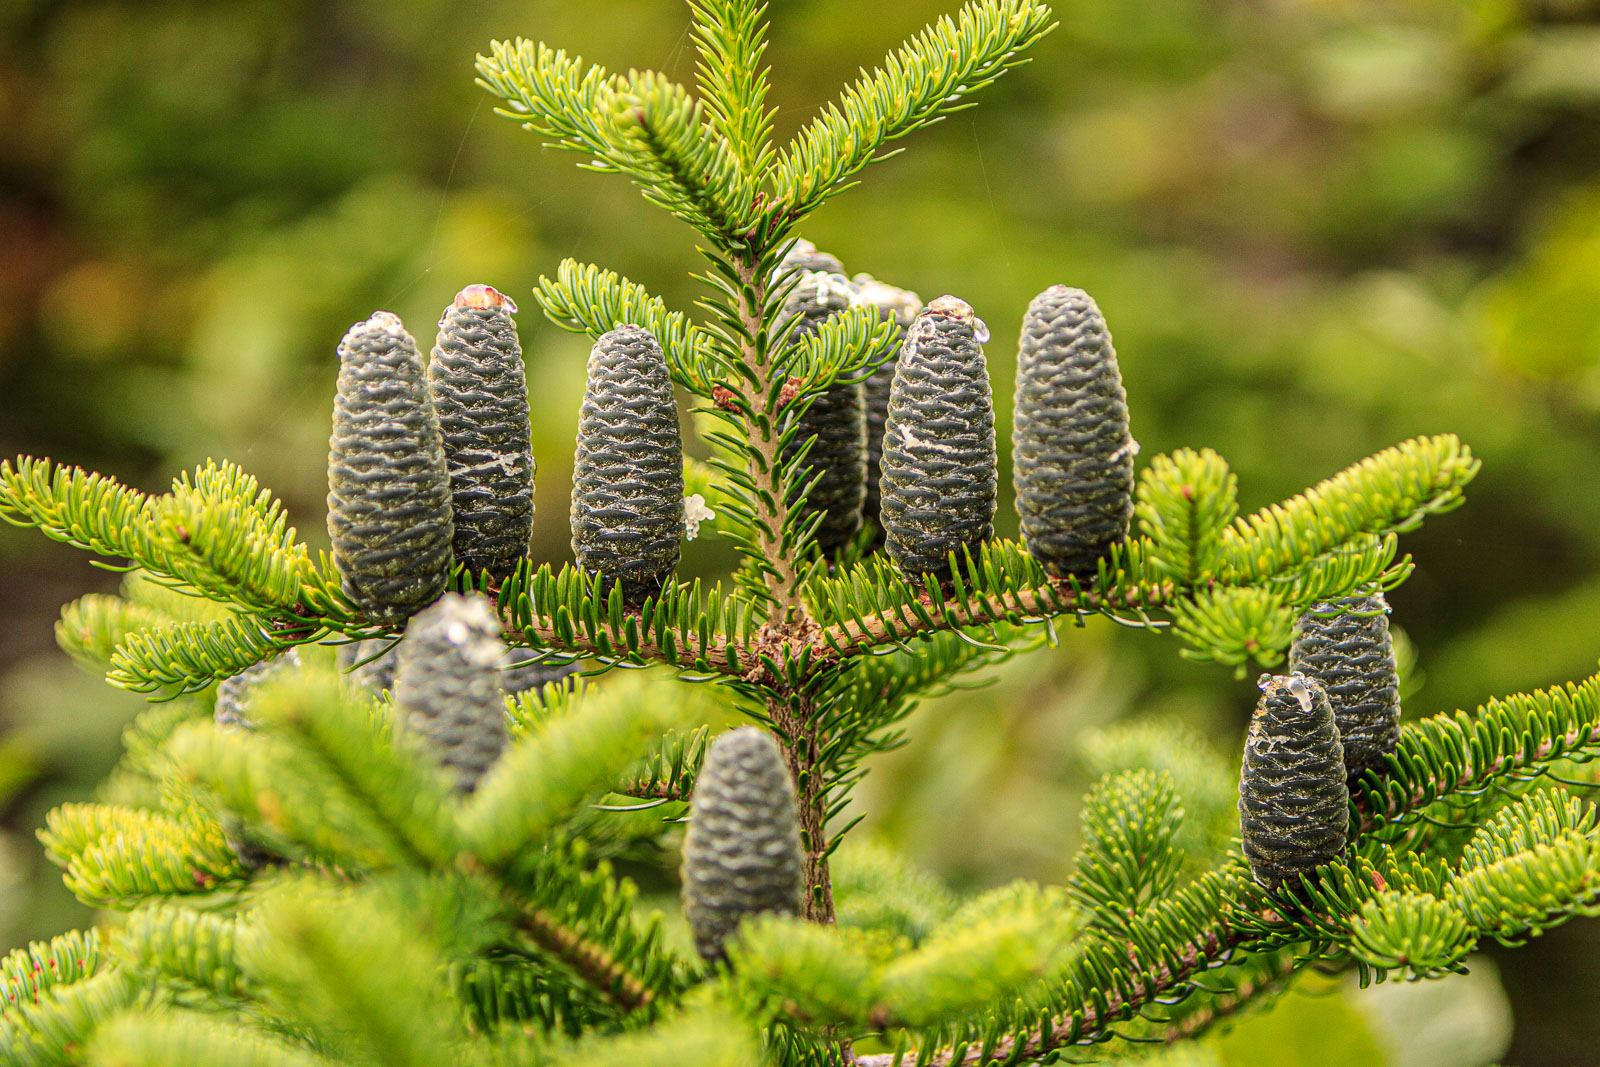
[1286, 673, 1314, 713]
[683, 494, 716, 541]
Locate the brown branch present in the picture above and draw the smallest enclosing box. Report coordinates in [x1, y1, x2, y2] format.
[820, 579, 1173, 657]
[516, 905, 655, 1015]
[1161, 950, 1297, 1043]
[502, 618, 745, 678]
[615, 778, 690, 803]
[851, 921, 1246, 1067]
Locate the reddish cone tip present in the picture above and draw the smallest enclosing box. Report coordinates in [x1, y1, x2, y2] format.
[453, 284, 517, 314]
[925, 295, 989, 342]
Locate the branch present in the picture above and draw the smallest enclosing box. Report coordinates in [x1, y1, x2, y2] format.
[494, 562, 752, 678]
[515, 905, 656, 1015]
[773, 0, 1056, 216]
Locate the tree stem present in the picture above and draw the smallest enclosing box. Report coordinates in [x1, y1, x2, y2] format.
[734, 249, 834, 923]
[735, 255, 806, 621]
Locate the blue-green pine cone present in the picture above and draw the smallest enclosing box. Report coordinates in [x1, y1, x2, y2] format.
[392, 592, 509, 794]
[773, 237, 845, 278]
[1289, 593, 1401, 780]
[327, 311, 455, 625]
[879, 295, 997, 581]
[430, 284, 536, 580]
[214, 648, 302, 868]
[571, 326, 684, 605]
[853, 274, 923, 537]
[681, 727, 805, 963]
[1239, 673, 1350, 889]
[1012, 286, 1136, 578]
[214, 648, 302, 730]
[776, 263, 866, 557]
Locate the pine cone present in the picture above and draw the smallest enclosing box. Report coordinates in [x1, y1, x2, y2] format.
[327, 311, 455, 625]
[773, 237, 845, 278]
[501, 646, 582, 697]
[680, 727, 805, 963]
[392, 593, 509, 793]
[1012, 286, 1137, 578]
[1239, 673, 1350, 889]
[1289, 593, 1401, 780]
[571, 326, 685, 604]
[430, 284, 536, 580]
[214, 648, 303, 731]
[214, 648, 302, 870]
[338, 638, 398, 695]
[776, 264, 866, 556]
[879, 295, 997, 581]
[852, 274, 923, 536]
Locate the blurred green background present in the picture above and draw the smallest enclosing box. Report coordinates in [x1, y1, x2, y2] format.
[2, 0, 1599, 1062]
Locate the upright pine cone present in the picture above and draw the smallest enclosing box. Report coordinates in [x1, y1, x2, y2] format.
[776, 263, 866, 556]
[773, 237, 845, 278]
[1239, 673, 1349, 889]
[429, 284, 535, 580]
[327, 311, 454, 625]
[1289, 593, 1402, 780]
[878, 295, 997, 581]
[571, 326, 684, 604]
[214, 648, 302, 870]
[214, 648, 303, 730]
[680, 727, 805, 963]
[391, 593, 509, 794]
[853, 273, 923, 536]
[1012, 286, 1136, 578]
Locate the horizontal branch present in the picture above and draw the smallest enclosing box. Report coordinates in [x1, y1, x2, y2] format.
[516, 905, 656, 1015]
[851, 899, 1252, 1066]
[818, 577, 1172, 657]
[502, 618, 745, 678]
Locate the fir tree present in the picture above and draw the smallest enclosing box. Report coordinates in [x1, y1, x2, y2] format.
[2, 2, 1599, 1065]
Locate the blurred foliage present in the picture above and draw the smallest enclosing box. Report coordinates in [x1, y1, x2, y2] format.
[2, 0, 1599, 1062]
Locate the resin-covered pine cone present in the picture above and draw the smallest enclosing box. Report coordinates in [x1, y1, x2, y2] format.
[680, 727, 805, 963]
[1012, 286, 1136, 578]
[879, 295, 997, 581]
[392, 593, 509, 794]
[430, 284, 535, 580]
[327, 311, 454, 625]
[571, 326, 684, 604]
[214, 648, 303, 730]
[853, 274, 923, 536]
[777, 266, 866, 556]
[1239, 673, 1350, 889]
[1289, 593, 1402, 780]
